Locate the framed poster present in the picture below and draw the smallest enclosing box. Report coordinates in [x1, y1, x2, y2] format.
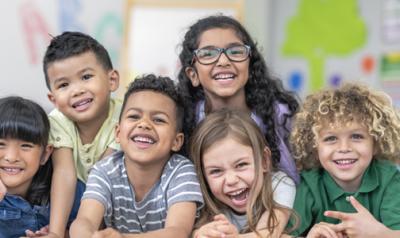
[120, 0, 244, 93]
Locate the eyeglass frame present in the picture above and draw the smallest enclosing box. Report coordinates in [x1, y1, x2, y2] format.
[191, 44, 251, 65]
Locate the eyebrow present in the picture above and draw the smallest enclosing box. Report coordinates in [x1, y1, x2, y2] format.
[125, 108, 171, 118]
[51, 67, 95, 86]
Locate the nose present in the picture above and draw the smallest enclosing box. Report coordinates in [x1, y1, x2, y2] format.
[137, 118, 151, 130]
[216, 51, 231, 67]
[337, 139, 352, 153]
[224, 170, 239, 186]
[71, 82, 86, 97]
[3, 148, 19, 163]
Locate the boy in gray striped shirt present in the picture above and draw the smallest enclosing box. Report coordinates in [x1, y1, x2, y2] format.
[70, 75, 204, 237]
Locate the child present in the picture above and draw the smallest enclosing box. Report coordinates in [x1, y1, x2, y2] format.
[0, 96, 82, 238]
[190, 109, 296, 237]
[70, 74, 204, 237]
[288, 83, 400, 237]
[43, 31, 121, 237]
[177, 15, 300, 183]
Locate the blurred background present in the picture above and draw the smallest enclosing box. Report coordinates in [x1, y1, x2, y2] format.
[1, 0, 399, 111]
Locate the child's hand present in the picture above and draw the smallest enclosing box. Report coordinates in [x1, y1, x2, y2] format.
[306, 222, 344, 238]
[0, 179, 6, 200]
[324, 196, 389, 238]
[194, 215, 232, 238]
[92, 228, 123, 238]
[24, 225, 49, 237]
[213, 214, 239, 238]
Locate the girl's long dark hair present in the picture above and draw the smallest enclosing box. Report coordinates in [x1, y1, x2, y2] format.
[177, 15, 299, 164]
[0, 96, 52, 205]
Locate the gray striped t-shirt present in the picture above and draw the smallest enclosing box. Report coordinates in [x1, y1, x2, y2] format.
[82, 151, 204, 233]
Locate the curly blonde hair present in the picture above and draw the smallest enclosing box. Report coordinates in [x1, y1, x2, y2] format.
[290, 83, 400, 170]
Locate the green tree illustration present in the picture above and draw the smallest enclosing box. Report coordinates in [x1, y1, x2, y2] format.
[282, 0, 366, 91]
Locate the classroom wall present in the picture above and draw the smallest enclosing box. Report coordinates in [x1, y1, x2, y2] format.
[0, 0, 269, 112]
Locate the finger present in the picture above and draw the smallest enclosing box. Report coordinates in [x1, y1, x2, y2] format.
[348, 196, 367, 214]
[324, 210, 350, 221]
[24, 230, 35, 237]
[213, 214, 228, 222]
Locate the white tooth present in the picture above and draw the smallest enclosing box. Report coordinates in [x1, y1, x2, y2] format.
[134, 136, 154, 144]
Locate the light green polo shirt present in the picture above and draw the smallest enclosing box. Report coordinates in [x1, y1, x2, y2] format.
[48, 98, 122, 182]
[289, 159, 400, 236]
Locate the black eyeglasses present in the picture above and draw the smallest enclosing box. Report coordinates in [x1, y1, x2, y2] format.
[192, 45, 251, 65]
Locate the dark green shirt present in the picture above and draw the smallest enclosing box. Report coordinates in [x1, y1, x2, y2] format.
[289, 159, 400, 236]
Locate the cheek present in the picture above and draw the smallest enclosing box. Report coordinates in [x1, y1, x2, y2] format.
[205, 176, 222, 195]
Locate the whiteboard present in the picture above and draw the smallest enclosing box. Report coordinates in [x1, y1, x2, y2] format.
[121, 0, 244, 92]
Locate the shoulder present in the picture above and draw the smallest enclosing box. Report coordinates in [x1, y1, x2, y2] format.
[166, 154, 194, 170]
[48, 108, 72, 123]
[272, 171, 296, 188]
[372, 159, 400, 183]
[91, 151, 125, 178]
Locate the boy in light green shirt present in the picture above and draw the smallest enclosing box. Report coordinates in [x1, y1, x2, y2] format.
[288, 83, 400, 238]
[43, 31, 121, 237]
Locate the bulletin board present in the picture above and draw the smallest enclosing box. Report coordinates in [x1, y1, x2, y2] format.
[268, 0, 400, 107]
[120, 0, 244, 93]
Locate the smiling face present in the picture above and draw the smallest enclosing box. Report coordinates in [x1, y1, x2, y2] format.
[115, 90, 183, 167]
[186, 28, 250, 108]
[47, 51, 119, 126]
[0, 138, 52, 197]
[202, 136, 256, 214]
[316, 121, 375, 192]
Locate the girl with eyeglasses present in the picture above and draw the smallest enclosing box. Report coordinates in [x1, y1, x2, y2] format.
[177, 14, 300, 184]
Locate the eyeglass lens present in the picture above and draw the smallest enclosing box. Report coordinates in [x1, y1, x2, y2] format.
[195, 45, 250, 64]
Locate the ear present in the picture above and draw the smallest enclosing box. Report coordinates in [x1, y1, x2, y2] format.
[261, 147, 271, 173]
[40, 144, 53, 165]
[108, 69, 120, 92]
[114, 124, 121, 144]
[47, 92, 57, 106]
[171, 132, 184, 152]
[185, 67, 200, 87]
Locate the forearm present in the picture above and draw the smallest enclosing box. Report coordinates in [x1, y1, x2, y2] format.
[49, 168, 77, 237]
[382, 228, 400, 238]
[121, 227, 191, 238]
[69, 217, 97, 237]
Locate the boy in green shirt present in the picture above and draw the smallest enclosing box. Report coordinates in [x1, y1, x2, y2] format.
[42, 32, 121, 237]
[288, 83, 400, 238]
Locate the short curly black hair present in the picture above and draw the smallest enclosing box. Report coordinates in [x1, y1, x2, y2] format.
[120, 74, 184, 132]
[43, 31, 113, 90]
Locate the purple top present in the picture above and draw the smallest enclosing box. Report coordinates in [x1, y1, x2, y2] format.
[195, 100, 300, 184]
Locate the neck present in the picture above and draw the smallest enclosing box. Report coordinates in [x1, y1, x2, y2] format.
[205, 93, 250, 114]
[125, 158, 168, 202]
[76, 102, 110, 144]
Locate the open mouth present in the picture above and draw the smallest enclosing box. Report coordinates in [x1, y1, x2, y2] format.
[228, 188, 249, 206]
[1, 167, 23, 175]
[131, 135, 156, 144]
[333, 159, 357, 165]
[213, 73, 235, 81]
[72, 98, 93, 108]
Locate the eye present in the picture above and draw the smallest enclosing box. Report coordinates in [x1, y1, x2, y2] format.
[0, 141, 5, 148]
[57, 82, 69, 89]
[82, 74, 93, 81]
[351, 133, 364, 140]
[208, 168, 222, 176]
[21, 143, 34, 149]
[236, 162, 249, 169]
[322, 135, 337, 143]
[197, 48, 219, 59]
[153, 117, 166, 124]
[228, 46, 246, 56]
[127, 113, 140, 120]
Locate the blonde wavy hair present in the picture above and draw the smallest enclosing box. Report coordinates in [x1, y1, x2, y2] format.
[190, 109, 291, 236]
[291, 83, 400, 170]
